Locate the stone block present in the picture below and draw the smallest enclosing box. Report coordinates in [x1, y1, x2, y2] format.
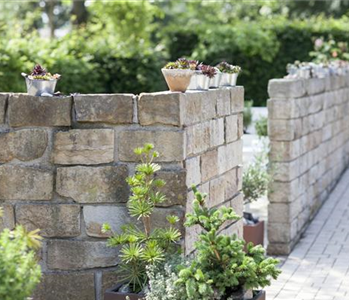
[139, 92, 181, 126]
[119, 130, 184, 162]
[268, 119, 302, 141]
[33, 272, 95, 300]
[152, 207, 185, 233]
[216, 89, 231, 116]
[269, 179, 299, 203]
[83, 205, 130, 238]
[305, 78, 325, 95]
[74, 94, 134, 124]
[186, 122, 210, 156]
[217, 140, 243, 174]
[56, 166, 128, 203]
[209, 176, 226, 207]
[209, 118, 224, 147]
[0, 129, 48, 163]
[201, 149, 218, 182]
[0, 204, 15, 232]
[185, 156, 201, 186]
[101, 270, 119, 298]
[230, 86, 244, 113]
[268, 222, 291, 243]
[225, 115, 238, 143]
[308, 94, 324, 114]
[0, 93, 7, 124]
[16, 204, 80, 237]
[269, 140, 300, 162]
[268, 78, 306, 99]
[0, 165, 53, 200]
[224, 168, 239, 200]
[267, 98, 300, 120]
[155, 170, 187, 206]
[53, 129, 114, 165]
[272, 160, 300, 182]
[8, 94, 71, 127]
[47, 240, 119, 270]
[267, 243, 291, 255]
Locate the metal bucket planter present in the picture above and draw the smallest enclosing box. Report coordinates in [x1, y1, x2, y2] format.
[188, 71, 210, 90]
[220, 73, 238, 87]
[161, 69, 194, 92]
[24, 77, 58, 96]
[209, 72, 222, 88]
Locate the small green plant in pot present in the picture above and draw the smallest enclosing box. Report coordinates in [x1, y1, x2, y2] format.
[0, 207, 42, 300]
[217, 61, 241, 87]
[146, 187, 281, 300]
[162, 58, 196, 92]
[103, 144, 181, 300]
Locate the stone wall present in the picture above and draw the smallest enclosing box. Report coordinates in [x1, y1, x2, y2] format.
[0, 88, 244, 300]
[267, 76, 349, 255]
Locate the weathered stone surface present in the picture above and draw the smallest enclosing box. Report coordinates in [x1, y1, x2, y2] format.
[268, 78, 306, 99]
[185, 156, 201, 186]
[218, 141, 243, 174]
[0, 165, 53, 200]
[101, 270, 119, 298]
[210, 118, 224, 147]
[267, 98, 300, 120]
[268, 119, 302, 141]
[139, 92, 181, 126]
[305, 78, 325, 95]
[0, 129, 48, 163]
[83, 205, 129, 238]
[54, 129, 114, 165]
[119, 130, 184, 162]
[0, 93, 7, 124]
[33, 272, 95, 300]
[8, 94, 71, 127]
[224, 168, 239, 200]
[186, 122, 210, 156]
[156, 170, 187, 206]
[74, 94, 134, 124]
[209, 176, 226, 207]
[225, 115, 238, 143]
[56, 166, 128, 203]
[230, 86, 244, 113]
[216, 89, 231, 116]
[0, 204, 15, 232]
[16, 204, 80, 237]
[201, 149, 218, 182]
[153, 207, 185, 233]
[47, 240, 119, 270]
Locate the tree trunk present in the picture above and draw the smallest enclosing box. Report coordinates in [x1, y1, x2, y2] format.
[47, 0, 55, 38]
[71, 0, 88, 25]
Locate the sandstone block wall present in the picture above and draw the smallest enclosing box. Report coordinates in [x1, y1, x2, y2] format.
[267, 76, 349, 255]
[0, 88, 244, 300]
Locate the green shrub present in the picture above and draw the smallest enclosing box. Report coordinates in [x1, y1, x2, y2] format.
[0, 208, 42, 300]
[255, 116, 268, 138]
[243, 100, 253, 133]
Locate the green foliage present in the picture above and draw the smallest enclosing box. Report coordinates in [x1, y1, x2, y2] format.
[0, 210, 42, 300]
[174, 187, 281, 299]
[242, 150, 272, 205]
[103, 144, 181, 293]
[310, 36, 349, 63]
[243, 101, 253, 133]
[255, 116, 268, 138]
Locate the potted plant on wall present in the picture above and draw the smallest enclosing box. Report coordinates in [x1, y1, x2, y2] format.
[162, 58, 196, 92]
[188, 63, 217, 90]
[21, 64, 61, 96]
[217, 61, 241, 87]
[103, 144, 182, 300]
[145, 187, 281, 300]
[242, 150, 272, 248]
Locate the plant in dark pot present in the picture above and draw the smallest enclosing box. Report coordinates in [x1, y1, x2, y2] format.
[188, 63, 217, 90]
[242, 149, 273, 248]
[103, 144, 182, 300]
[217, 62, 241, 87]
[145, 187, 281, 300]
[21, 64, 61, 96]
[162, 58, 196, 92]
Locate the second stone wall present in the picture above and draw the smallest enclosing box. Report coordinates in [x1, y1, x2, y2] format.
[0, 88, 244, 300]
[267, 76, 349, 255]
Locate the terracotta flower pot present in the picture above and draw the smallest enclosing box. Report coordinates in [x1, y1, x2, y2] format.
[104, 284, 145, 300]
[243, 220, 265, 247]
[161, 69, 194, 92]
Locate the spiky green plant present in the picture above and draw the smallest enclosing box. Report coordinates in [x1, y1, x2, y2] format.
[103, 144, 181, 293]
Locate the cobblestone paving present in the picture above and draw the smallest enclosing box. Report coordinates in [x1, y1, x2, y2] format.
[266, 169, 349, 300]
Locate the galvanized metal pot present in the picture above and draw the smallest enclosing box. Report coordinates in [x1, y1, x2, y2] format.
[161, 69, 194, 92]
[188, 71, 210, 90]
[25, 77, 58, 96]
[220, 73, 238, 87]
[209, 72, 222, 88]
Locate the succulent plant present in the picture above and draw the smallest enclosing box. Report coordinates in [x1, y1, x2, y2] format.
[27, 64, 60, 80]
[164, 58, 197, 70]
[216, 61, 241, 74]
[199, 64, 217, 78]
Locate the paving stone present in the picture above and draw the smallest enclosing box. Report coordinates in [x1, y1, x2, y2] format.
[119, 130, 184, 162]
[74, 94, 134, 124]
[0, 165, 53, 200]
[0, 129, 48, 163]
[53, 129, 114, 165]
[8, 94, 71, 127]
[47, 240, 119, 270]
[33, 272, 95, 300]
[56, 166, 129, 203]
[16, 204, 80, 237]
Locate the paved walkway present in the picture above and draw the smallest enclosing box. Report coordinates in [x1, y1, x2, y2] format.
[266, 169, 349, 300]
